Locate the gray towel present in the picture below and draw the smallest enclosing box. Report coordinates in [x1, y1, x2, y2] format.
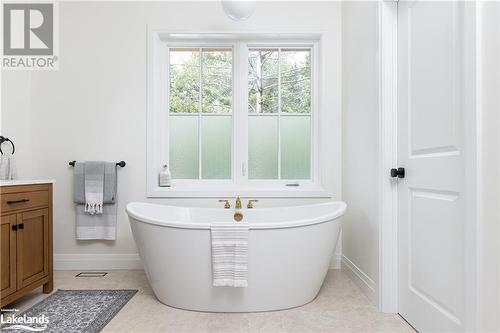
[74, 162, 116, 204]
[83, 162, 104, 214]
[73, 161, 118, 240]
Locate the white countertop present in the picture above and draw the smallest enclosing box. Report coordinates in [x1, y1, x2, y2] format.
[0, 179, 56, 186]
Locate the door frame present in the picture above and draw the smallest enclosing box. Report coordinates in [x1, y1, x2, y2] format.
[378, 1, 479, 331]
[378, 0, 398, 314]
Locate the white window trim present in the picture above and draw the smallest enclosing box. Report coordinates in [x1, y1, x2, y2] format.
[147, 30, 328, 198]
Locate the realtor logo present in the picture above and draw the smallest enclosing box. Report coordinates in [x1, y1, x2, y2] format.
[2, 2, 58, 70]
[3, 3, 53, 55]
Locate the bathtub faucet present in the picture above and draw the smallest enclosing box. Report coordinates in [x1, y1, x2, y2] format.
[235, 196, 242, 209]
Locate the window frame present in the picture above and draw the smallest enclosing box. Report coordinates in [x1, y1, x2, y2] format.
[147, 31, 327, 198]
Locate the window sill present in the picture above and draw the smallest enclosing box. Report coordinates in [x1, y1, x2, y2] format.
[146, 186, 331, 198]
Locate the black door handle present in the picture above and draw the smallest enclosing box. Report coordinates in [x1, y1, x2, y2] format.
[12, 225, 18, 231]
[390, 168, 405, 178]
[18, 224, 24, 229]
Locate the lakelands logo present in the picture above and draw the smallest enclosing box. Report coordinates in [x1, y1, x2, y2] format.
[1, 313, 49, 331]
[2, 2, 59, 70]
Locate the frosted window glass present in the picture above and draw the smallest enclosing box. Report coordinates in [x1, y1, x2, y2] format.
[202, 50, 232, 113]
[281, 116, 311, 179]
[248, 116, 278, 179]
[169, 49, 200, 114]
[281, 50, 311, 113]
[248, 50, 279, 113]
[169, 116, 199, 179]
[202, 116, 232, 179]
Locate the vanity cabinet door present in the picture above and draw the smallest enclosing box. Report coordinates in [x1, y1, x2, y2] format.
[0, 214, 17, 298]
[16, 209, 49, 289]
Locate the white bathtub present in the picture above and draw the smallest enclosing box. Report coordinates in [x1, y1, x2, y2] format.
[126, 201, 346, 312]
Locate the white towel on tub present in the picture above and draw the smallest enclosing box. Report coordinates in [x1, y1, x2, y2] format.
[211, 224, 249, 287]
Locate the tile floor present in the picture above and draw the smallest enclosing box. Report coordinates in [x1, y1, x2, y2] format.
[7, 270, 415, 333]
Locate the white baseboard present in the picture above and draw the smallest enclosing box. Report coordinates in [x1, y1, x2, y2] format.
[341, 255, 377, 304]
[54, 253, 143, 270]
[330, 252, 342, 269]
[56, 253, 341, 271]
[55, 252, 341, 271]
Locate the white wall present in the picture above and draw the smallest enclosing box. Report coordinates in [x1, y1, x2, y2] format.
[2, 1, 342, 269]
[340, 1, 379, 304]
[1, 72, 33, 178]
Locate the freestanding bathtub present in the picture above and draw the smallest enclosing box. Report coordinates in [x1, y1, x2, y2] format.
[126, 201, 346, 312]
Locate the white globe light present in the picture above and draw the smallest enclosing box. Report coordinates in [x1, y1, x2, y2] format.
[221, 0, 257, 21]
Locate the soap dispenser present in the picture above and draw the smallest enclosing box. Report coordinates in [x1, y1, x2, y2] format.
[159, 164, 171, 187]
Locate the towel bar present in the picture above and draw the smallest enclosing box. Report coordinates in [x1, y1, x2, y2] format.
[69, 161, 126, 167]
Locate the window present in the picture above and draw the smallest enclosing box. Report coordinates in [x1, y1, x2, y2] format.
[169, 48, 233, 180]
[148, 34, 324, 197]
[248, 48, 312, 180]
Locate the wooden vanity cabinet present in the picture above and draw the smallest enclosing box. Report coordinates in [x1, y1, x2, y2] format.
[0, 183, 53, 307]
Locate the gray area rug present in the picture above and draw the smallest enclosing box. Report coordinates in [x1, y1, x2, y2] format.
[1, 289, 137, 333]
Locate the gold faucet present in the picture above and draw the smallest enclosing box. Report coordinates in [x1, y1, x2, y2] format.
[234, 196, 243, 221]
[235, 196, 242, 209]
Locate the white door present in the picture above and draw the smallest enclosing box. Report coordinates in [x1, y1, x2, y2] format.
[397, 1, 470, 332]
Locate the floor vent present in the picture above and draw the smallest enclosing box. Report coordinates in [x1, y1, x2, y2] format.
[75, 272, 108, 278]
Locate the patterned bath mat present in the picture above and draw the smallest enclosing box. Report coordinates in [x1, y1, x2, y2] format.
[1, 289, 137, 333]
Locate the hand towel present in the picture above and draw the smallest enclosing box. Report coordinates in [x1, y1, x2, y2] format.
[74, 162, 116, 204]
[211, 224, 249, 287]
[84, 161, 105, 215]
[0, 154, 18, 180]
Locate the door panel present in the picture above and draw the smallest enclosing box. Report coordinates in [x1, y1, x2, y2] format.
[398, 1, 466, 332]
[16, 209, 49, 289]
[0, 215, 17, 298]
[409, 189, 461, 322]
[408, 2, 462, 156]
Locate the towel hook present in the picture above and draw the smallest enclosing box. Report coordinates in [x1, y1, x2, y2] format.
[0, 136, 15, 155]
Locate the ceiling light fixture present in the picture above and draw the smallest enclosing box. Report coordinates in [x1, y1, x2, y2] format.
[221, 0, 257, 21]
